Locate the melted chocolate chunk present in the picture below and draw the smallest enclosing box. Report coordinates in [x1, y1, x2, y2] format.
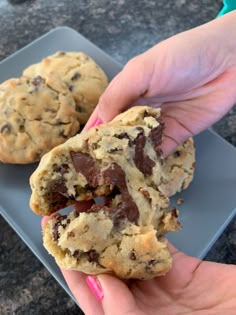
[32, 76, 45, 86]
[52, 181, 68, 196]
[47, 166, 72, 210]
[70, 151, 99, 187]
[103, 163, 139, 225]
[148, 259, 158, 266]
[0, 123, 11, 134]
[71, 72, 81, 81]
[134, 128, 155, 176]
[48, 191, 68, 211]
[149, 121, 164, 157]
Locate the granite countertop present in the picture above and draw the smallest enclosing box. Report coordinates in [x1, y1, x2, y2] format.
[0, 0, 235, 314]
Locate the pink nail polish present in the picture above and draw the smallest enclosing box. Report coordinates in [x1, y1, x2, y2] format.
[86, 276, 104, 301]
[92, 117, 103, 127]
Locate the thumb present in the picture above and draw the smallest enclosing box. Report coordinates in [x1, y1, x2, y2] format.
[86, 274, 138, 315]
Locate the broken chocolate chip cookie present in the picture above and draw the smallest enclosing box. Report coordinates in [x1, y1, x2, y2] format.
[23, 51, 109, 125]
[0, 77, 79, 164]
[30, 106, 195, 279]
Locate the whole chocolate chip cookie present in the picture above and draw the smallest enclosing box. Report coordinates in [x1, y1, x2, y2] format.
[23, 51, 109, 125]
[0, 77, 79, 164]
[30, 106, 195, 279]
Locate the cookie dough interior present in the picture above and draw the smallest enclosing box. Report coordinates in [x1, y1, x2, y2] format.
[30, 106, 195, 279]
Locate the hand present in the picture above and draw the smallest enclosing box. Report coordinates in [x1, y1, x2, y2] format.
[42, 213, 236, 315]
[43, 223, 236, 315]
[85, 11, 236, 156]
[42, 12, 236, 315]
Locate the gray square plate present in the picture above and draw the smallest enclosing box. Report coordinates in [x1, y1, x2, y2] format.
[1, 27, 236, 305]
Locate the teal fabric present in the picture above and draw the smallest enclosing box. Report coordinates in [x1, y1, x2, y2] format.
[217, 0, 236, 17]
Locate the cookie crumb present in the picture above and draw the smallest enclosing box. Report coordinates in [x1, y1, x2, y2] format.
[177, 198, 184, 205]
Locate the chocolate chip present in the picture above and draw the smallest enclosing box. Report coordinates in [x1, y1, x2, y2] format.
[32, 76, 45, 86]
[70, 151, 100, 187]
[148, 259, 160, 266]
[134, 128, 155, 176]
[73, 250, 81, 258]
[68, 85, 74, 92]
[171, 208, 179, 218]
[173, 151, 181, 158]
[34, 151, 42, 161]
[145, 259, 165, 272]
[19, 125, 25, 133]
[107, 148, 122, 153]
[155, 148, 164, 160]
[76, 104, 85, 113]
[0, 123, 11, 134]
[129, 251, 136, 260]
[87, 249, 99, 263]
[149, 121, 164, 157]
[57, 51, 66, 56]
[138, 188, 151, 202]
[67, 231, 75, 238]
[52, 214, 67, 241]
[53, 227, 60, 241]
[114, 133, 132, 146]
[52, 163, 69, 175]
[103, 163, 139, 225]
[71, 72, 81, 81]
[176, 198, 184, 205]
[143, 110, 149, 118]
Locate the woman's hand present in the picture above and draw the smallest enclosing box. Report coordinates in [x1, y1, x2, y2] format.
[85, 11, 236, 156]
[42, 12, 236, 315]
[58, 241, 236, 315]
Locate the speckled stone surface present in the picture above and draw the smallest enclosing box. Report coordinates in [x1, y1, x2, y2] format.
[1, 0, 236, 314]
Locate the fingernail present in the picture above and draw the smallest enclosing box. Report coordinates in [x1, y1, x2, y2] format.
[92, 117, 103, 127]
[86, 276, 104, 301]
